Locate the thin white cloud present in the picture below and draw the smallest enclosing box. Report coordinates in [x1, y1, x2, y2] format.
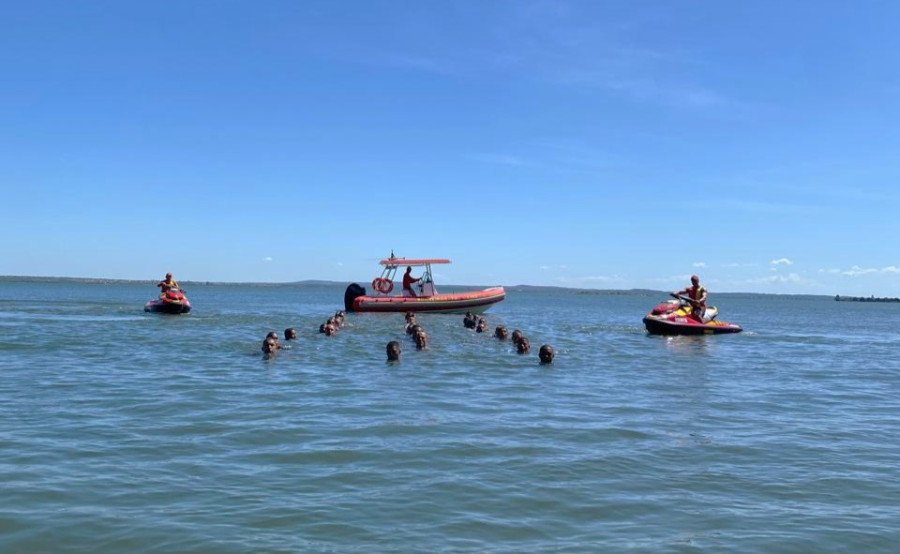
[770, 258, 794, 266]
[723, 262, 757, 268]
[746, 272, 812, 285]
[774, 182, 899, 205]
[383, 54, 453, 74]
[263, 257, 273, 262]
[843, 266, 878, 276]
[827, 265, 900, 277]
[646, 274, 694, 284]
[703, 199, 818, 216]
[692, 262, 707, 268]
[596, 77, 728, 109]
[351, 6, 743, 115]
[470, 153, 537, 167]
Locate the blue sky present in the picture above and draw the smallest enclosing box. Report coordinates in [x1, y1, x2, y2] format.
[1, 1, 899, 294]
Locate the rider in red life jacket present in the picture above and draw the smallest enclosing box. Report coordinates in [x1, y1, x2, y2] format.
[402, 266, 421, 297]
[158, 273, 180, 296]
[673, 274, 708, 322]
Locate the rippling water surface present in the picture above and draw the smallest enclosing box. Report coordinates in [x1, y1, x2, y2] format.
[2, 281, 899, 552]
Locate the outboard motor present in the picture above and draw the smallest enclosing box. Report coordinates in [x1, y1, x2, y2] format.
[344, 283, 366, 312]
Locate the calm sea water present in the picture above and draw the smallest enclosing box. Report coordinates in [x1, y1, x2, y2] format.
[1, 280, 899, 552]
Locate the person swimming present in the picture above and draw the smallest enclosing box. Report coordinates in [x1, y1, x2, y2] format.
[538, 344, 554, 364]
[494, 325, 508, 340]
[324, 324, 336, 336]
[511, 329, 523, 345]
[475, 318, 486, 333]
[284, 328, 298, 341]
[386, 340, 401, 362]
[463, 312, 477, 329]
[516, 337, 530, 354]
[333, 311, 345, 328]
[414, 329, 428, 350]
[405, 316, 419, 335]
[262, 335, 280, 357]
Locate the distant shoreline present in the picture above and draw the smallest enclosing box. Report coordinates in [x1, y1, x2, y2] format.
[0, 274, 838, 298]
[834, 295, 900, 303]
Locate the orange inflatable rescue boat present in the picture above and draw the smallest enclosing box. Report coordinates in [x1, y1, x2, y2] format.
[344, 256, 505, 314]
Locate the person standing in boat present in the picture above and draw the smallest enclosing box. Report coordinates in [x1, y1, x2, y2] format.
[157, 272, 180, 294]
[402, 266, 422, 297]
[672, 274, 708, 322]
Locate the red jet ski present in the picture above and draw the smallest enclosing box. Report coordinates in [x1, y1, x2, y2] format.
[145, 289, 192, 314]
[643, 294, 741, 335]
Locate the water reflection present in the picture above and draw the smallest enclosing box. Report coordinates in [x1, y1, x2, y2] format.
[651, 334, 715, 356]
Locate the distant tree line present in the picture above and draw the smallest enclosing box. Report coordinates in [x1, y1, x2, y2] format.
[834, 295, 900, 303]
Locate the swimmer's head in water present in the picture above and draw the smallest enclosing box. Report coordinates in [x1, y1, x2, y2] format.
[262, 337, 278, 355]
[516, 337, 530, 354]
[414, 331, 428, 350]
[539, 344, 554, 364]
[386, 340, 401, 361]
[511, 330, 523, 344]
[494, 326, 508, 339]
[324, 324, 336, 336]
[284, 328, 297, 340]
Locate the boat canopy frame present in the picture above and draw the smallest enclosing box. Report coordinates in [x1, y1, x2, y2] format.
[374, 257, 449, 297]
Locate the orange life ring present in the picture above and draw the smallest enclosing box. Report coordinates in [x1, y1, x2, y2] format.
[372, 278, 393, 294]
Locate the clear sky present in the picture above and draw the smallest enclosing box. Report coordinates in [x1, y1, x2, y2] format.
[2, 1, 898, 294]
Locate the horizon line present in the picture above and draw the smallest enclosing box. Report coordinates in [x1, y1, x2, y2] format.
[0, 274, 839, 297]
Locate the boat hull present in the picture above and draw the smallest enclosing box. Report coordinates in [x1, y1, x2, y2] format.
[144, 298, 192, 314]
[643, 315, 741, 335]
[351, 287, 505, 314]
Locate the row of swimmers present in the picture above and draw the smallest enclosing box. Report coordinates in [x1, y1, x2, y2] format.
[385, 311, 554, 364]
[318, 310, 347, 336]
[382, 312, 435, 361]
[261, 309, 347, 356]
[463, 311, 554, 363]
[261, 309, 554, 364]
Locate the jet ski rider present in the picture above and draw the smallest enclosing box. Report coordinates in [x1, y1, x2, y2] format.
[157, 273, 180, 295]
[673, 274, 708, 323]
